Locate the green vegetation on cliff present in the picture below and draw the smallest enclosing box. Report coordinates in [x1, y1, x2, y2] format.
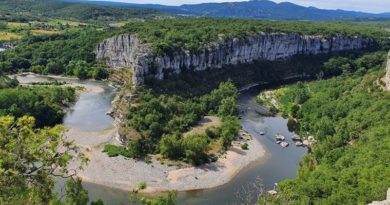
[123, 18, 388, 55]
[258, 52, 390, 204]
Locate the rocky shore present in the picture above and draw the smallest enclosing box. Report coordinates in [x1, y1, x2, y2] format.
[68, 128, 268, 193]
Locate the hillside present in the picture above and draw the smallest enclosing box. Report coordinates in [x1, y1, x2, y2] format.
[0, 0, 163, 22]
[258, 53, 390, 204]
[61, 0, 390, 21]
[119, 18, 388, 54]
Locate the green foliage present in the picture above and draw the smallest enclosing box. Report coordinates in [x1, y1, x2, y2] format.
[220, 116, 241, 150]
[103, 144, 128, 157]
[90, 199, 105, 205]
[218, 97, 238, 117]
[263, 59, 390, 203]
[241, 142, 249, 150]
[138, 182, 147, 190]
[65, 178, 89, 205]
[182, 135, 209, 165]
[160, 134, 183, 160]
[0, 28, 112, 79]
[0, 75, 18, 89]
[139, 191, 177, 205]
[0, 86, 76, 127]
[122, 18, 388, 55]
[273, 51, 386, 118]
[0, 116, 87, 204]
[0, 0, 161, 22]
[107, 81, 240, 165]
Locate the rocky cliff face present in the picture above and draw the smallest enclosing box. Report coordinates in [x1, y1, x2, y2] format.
[96, 33, 373, 85]
[383, 51, 390, 91]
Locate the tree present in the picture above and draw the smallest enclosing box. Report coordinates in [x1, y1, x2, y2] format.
[220, 116, 240, 149]
[218, 97, 238, 117]
[65, 177, 89, 205]
[160, 134, 183, 159]
[182, 135, 208, 165]
[92, 67, 109, 80]
[46, 60, 65, 74]
[0, 116, 88, 204]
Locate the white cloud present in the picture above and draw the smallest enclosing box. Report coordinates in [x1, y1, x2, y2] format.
[95, 0, 390, 13]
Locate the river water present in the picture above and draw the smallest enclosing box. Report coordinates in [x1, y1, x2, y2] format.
[80, 84, 307, 205]
[16, 75, 306, 204]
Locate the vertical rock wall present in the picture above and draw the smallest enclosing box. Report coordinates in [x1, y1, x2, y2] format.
[96, 33, 373, 85]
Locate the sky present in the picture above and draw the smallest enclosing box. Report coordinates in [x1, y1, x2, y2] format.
[94, 0, 390, 13]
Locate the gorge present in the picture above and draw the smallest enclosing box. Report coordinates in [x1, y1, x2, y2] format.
[96, 33, 373, 85]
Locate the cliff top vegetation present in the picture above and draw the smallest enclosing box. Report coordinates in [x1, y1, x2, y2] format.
[121, 18, 390, 54]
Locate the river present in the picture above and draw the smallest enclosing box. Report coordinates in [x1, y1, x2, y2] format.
[16, 75, 306, 204]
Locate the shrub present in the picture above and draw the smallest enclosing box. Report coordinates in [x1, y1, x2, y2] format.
[241, 143, 249, 150]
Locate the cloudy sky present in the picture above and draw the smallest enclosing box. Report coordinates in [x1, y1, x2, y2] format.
[95, 0, 390, 13]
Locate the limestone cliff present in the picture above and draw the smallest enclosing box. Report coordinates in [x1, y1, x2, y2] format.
[96, 33, 373, 85]
[384, 51, 390, 91]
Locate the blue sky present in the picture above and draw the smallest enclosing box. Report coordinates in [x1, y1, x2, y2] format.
[94, 0, 390, 13]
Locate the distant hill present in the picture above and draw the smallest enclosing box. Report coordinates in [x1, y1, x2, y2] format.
[0, 0, 163, 22]
[61, 0, 390, 21]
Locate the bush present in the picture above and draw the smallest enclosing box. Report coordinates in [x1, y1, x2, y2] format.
[241, 143, 249, 150]
[138, 182, 147, 190]
[103, 144, 127, 157]
[182, 135, 208, 166]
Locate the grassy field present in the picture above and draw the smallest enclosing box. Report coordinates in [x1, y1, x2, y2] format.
[0, 31, 22, 41]
[7, 22, 29, 29]
[31, 29, 61, 36]
[48, 19, 86, 27]
[183, 116, 221, 137]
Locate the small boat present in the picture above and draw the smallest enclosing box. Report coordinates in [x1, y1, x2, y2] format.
[275, 134, 285, 141]
[280, 142, 289, 147]
[276, 140, 282, 144]
[259, 132, 265, 135]
[302, 140, 310, 147]
[295, 141, 303, 146]
[291, 135, 301, 141]
[267, 190, 278, 195]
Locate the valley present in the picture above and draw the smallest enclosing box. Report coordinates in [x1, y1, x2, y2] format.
[1, 0, 390, 205]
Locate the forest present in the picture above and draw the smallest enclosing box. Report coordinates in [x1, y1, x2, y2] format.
[0, 0, 161, 22]
[1, 17, 388, 80]
[122, 18, 389, 55]
[104, 81, 241, 165]
[1, 1, 390, 203]
[258, 52, 390, 204]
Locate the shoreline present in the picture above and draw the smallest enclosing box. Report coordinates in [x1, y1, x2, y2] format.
[15, 73, 271, 194]
[68, 128, 269, 194]
[12, 72, 105, 94]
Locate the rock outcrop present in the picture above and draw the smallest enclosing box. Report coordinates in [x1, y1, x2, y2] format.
[96, 33, 373, 85]
[384, 51, 390, 91]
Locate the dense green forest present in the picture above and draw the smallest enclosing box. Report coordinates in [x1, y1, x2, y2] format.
[0, 83, 76, 127]
[0, 0, 162, 22]
[0, 27, 112, 79]
[258, 52, 390, 204]
[104, 81, 240, 165]
[123, 18, 389, 55]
